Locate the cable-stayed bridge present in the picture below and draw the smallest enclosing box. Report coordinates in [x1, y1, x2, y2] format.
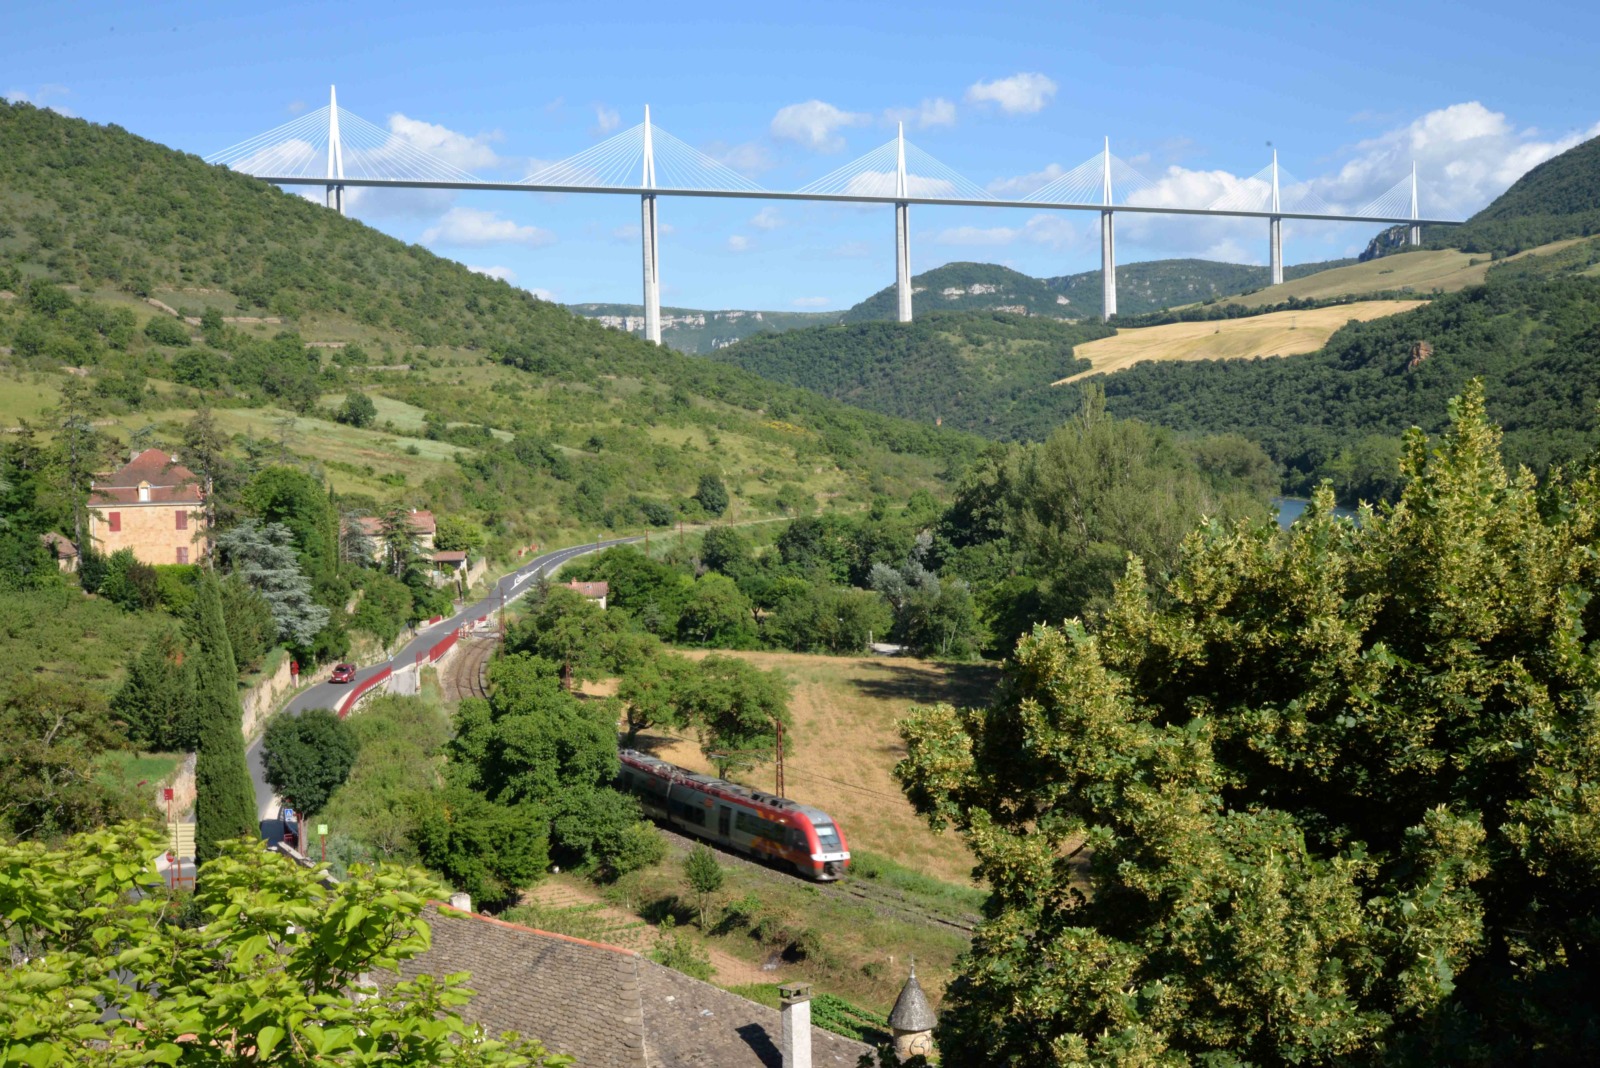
[208, 88, 1459, 340]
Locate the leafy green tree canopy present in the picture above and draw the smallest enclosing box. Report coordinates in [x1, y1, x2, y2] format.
[0, 822, 568, 1065]
[262, 708, 360, 818]
[897, 382, 1600, 1065]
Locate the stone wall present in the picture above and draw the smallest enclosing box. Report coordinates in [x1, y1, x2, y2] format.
[156, 752, 197, 819]
[242, 655, 333, 741]
[87, 501, 206, 565]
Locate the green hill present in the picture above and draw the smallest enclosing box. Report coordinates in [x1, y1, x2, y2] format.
[705, 310, 1111, 440]
[1365, 134, 1600, 259]
[0, 100, 980, 543]
[566, 303, 839, 354]
[841, 263, 1067, 323]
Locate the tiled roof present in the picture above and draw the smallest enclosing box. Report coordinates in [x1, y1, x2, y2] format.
[567, 581, 610, 598]
[89, 448, 202, 505]
[433, 550, 468, 563]
[397, 906, 870, 1068]
[349, 512, 436, 537]
[409, 509, 437, 534]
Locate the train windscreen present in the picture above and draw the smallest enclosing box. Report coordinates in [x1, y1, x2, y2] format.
[814, 822, 842, 851]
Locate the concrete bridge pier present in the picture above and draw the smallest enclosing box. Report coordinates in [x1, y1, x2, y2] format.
[1270, 216, 1283, 285]
[894, 123, 913, 322]
[1100, 209, 1117, 321]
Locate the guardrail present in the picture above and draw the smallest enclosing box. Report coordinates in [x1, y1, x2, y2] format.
[338, 666, 392, 718]
[428, 631, 457, 663]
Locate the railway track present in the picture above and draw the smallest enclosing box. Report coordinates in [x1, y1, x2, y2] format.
[444, 635, 496, 702]
[654, 825, 979, 935]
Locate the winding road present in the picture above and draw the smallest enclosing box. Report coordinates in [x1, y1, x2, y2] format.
[248, 535, 640, 844]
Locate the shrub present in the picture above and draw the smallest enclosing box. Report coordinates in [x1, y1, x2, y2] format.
[650, 915, 713, 981]
[142, 315, 191, 347]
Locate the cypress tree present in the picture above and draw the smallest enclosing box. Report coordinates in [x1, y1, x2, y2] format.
[192, 570, 257, 862]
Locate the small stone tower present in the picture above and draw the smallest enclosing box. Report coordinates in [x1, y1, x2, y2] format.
[888, 961, 936, 1060]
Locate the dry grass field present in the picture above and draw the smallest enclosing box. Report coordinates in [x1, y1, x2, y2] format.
[1055, 299, 1428, 384]
[1224, 239, 1585, 308]
[631, 650, 997, 886]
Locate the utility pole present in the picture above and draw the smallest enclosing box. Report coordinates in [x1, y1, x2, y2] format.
[1269, 147, 1284, 286]
[1100, 137, 1117, 322]
[640, 106, 662, 344]
[894, 122, 912, 323]
[326, 85, 345, 215]
[775, 721, 785, 799]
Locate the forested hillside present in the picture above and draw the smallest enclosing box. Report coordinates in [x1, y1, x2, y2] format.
[841, 263, 1067, 322]
[705, 311, 1112, 440]
[0, 100, 982, 541]
[1098, 260, 1600, 499]
[1045, 256, 1354, 318]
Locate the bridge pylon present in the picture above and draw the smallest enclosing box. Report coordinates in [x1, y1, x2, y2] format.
[1100, 138, 1117, 322]
[640, 106, 661, 345]
[1409, 161, 1421, 246]
[894, 123, 912, 323]
[326, 85, 345, 216]
[1269, 149, 1283, 286]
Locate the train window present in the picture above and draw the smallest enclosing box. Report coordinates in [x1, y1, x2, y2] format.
[669, 798, 707, 826]
[735, 811, 784, 841]
[814, 823, 841, 850]
[621, 773, 635, 790]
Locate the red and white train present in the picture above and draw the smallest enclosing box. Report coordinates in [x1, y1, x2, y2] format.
[618, 749, 852, 880]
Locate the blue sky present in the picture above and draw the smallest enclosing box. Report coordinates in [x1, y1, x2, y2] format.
[7, 0, 1599, 310]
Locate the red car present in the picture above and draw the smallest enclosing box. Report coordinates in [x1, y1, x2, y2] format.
[330, 663, 357, 683]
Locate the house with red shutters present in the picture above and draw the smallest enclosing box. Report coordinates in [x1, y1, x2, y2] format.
[87, 448, 207, 565]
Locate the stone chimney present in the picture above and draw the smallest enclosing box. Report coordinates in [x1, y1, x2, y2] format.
[448, 891, 472, 913]
[888, 961, 936, 1060]
[779, 981, 812, 1068]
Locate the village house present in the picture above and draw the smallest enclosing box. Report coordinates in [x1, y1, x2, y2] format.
[40, 531, 79, 572]
[86, 448, 206, 565]
[566, 579, 609, 610]
[351, 508, 438, 564]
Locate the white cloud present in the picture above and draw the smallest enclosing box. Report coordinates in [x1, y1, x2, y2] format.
[885, 98, 957, 130]
[750, 206, 783, 230]
[771, 100, 870, 152]
[468, 265, 518, 284]
[593, 105, 621, 136]
[933, 213, 1086, 251]
[527, 287, 557, 301]
[841, 171, 958, 198]
[727, 235, 753, 252]
[1310, 101, 1600, 218]
[385, 113, 504, 171]
[708, 141, 776, 174]
[792, 297, 831, 308]
[988, 163, 1066, 198]
[965, 73, 1056, 115]
[4, 84, 75, 116]
[343, 185, 456, 219]
[422, 207, 555, 248]
[936, 225, 1019, 246]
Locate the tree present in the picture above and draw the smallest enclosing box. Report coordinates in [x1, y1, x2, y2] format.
[191, 570, 258, 862]
[683, 844, 724, 930]
[0, 678, 142, 840]
[243, 466, 341, 587]
[694, 472, 729, 517]
[507, 585, 626, 689]
[378, 506, 423, 578]
[0, 823, 568, 1065]
[676, 572, 756, 648]
[895, 382, 1600, 1064]
[182, 407, 233, 544]
[433, 514, 485, 553]
[616, 648, 696, 744]
[113, 629, 199, 751]
[215, 571, 276, 674]
[340, 509, 378, 568]
[97, 546, 160, 611]
[765, 584, 891, 654]
[336, 389, 378, 428]
[215, 518, 331, 648]
[262, 709, 360, 818]
[698, 525, 749, 576]
[351, 569, 415, 646]
[686, 655, 791, 778]
[411, 784, 551, 911]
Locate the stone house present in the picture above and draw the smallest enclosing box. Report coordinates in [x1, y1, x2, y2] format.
[87, 449, 206, 565]
[40, 531, 79, 572]
[351, 508, 438, 565]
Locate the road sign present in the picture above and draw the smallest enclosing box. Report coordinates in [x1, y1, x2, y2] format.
[162, 787, 174, 801]
[317, 824, 328, 836]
